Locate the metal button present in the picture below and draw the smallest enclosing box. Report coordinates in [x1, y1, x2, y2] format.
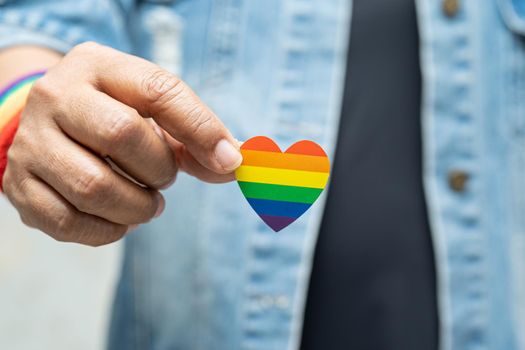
[443, 0, 460, 17]
[448, 170, 469, 193]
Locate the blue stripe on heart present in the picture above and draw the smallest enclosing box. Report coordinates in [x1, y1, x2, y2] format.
[246, 198, 311, 218]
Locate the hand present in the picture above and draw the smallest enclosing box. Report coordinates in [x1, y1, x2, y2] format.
[2, 42, 242, 246]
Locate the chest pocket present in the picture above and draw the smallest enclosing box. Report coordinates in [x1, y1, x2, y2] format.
[499, 0, 525, 35]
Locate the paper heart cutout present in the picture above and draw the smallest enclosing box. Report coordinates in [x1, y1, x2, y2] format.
[235, 136, 330, 232]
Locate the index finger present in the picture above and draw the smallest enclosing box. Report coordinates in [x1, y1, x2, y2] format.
[82, 43, 242, 174]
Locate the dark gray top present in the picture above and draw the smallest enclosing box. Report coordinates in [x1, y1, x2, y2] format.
[300, 0, 439, 349]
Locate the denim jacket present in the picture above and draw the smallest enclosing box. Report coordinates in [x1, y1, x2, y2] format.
[1, 0, 525, 349]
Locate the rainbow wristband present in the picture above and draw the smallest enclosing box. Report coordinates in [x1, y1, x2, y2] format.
[0, 70, 46, 130]
[0, 71, 46, 191]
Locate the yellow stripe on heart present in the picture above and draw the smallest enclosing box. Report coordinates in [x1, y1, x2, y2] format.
[235, 165, 329, 189]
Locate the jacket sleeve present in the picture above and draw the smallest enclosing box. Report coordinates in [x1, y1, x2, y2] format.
[0, 0, 133, 54]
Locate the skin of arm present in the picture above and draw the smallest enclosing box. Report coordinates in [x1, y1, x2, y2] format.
[0, 46, 62, 86]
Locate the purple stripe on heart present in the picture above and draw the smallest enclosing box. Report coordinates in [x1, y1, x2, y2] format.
[259, 214, 297, 232]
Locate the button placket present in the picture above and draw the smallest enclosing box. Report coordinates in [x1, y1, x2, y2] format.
[421, 1, 492, 348]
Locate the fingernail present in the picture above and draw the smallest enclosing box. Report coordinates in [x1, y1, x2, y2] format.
[154, 193, 165, 218]
[214, 139, 243, 171]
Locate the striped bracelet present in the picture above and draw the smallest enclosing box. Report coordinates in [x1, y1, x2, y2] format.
[0, 70, 46, 129]
[0, 70, 46, 191]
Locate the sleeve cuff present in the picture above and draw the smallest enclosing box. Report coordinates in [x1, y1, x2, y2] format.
[0, 23, 73, 54]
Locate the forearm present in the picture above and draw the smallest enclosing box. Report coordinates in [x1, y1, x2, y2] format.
[0, 46, 62, 87]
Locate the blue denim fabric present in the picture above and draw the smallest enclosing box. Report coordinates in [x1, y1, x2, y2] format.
[1, 0, 525, 349]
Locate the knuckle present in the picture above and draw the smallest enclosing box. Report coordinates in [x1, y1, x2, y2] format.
[8, 129, 36, 166]
[6, 173, 31, 206]
[29, 77, 61, 104]
[73, 170, 111, 209]
[5, 141, 23, 168]
[71, 41, 101, 55]
[19, 212, 40, 231]
[6, 140, 19, 163]
[54, 211, 76, 240]
[105, 111, 141, 146]
[19, 213, 33, 228]
[141, 69, 183, 110]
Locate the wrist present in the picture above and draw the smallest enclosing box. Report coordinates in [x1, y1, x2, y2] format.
[0, 71, 46, 191]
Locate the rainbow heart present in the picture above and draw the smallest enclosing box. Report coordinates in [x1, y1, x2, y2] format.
[235, 136, 330, 232]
